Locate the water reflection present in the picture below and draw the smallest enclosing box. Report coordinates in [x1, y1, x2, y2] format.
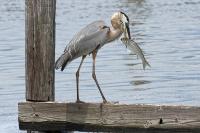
[130, 80, 151, 86]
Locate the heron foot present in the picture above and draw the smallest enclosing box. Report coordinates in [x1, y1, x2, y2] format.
[103, 100, 110, 104]
[76, 100, 85, 103]
[103, 100, 119, 104]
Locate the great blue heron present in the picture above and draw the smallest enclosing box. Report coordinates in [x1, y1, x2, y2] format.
[55, 12, 131, 103]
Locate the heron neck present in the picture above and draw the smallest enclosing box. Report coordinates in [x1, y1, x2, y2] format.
[107, 27, 123, 43]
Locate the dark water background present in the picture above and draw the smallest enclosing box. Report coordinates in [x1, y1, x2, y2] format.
[0, 0, 200, 132]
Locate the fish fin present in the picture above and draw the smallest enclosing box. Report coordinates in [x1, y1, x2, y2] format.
[121, 38, 151, 70]
[143, 59, 151, 70]
[121, 38, 128, 48]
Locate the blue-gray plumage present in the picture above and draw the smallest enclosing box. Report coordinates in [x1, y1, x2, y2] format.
[55, 12, 131, 103]
[55, 21, 110, 71]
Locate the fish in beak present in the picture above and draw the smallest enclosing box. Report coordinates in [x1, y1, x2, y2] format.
[119, 11, 131, 39]
[125, 22, 131, 39]
[123, 22, 131, 39]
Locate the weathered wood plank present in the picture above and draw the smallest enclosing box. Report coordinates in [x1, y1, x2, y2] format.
[18, 102, 200, 132]
[25, 0, 56, 101]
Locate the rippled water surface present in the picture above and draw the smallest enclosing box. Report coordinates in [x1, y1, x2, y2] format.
[0, 0, 200, 132]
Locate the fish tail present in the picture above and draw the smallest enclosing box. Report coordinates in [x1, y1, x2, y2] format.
[143, 59, 151, 70]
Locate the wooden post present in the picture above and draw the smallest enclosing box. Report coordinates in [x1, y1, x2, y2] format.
[25, 0, 56, 101]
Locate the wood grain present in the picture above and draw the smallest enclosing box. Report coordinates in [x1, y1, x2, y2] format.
[25, 0, 56, 101]
[18, 102, 200, 132]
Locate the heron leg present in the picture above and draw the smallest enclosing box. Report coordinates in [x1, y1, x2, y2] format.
[92, 51, 107, 103]
[76, 55, 86, 103]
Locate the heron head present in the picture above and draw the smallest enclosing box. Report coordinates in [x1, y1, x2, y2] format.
[111, 12, 131, 39]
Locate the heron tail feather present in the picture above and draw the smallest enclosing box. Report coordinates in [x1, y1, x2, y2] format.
[55, 52, 71, 71]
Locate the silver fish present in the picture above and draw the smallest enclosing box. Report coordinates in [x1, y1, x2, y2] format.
[121, 38, 150, 70]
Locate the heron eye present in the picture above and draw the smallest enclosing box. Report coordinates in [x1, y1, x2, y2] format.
[120, 20, 123, 24]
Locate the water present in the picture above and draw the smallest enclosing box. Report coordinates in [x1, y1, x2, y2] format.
[0, 0, 200, 132]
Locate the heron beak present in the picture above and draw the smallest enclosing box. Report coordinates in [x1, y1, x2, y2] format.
[124, 22, 131, 39]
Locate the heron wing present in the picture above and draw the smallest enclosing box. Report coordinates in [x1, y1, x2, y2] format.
[64, 20, 109, 56]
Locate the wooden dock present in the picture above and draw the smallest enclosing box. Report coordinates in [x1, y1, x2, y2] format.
[18, 102, 200, 132]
